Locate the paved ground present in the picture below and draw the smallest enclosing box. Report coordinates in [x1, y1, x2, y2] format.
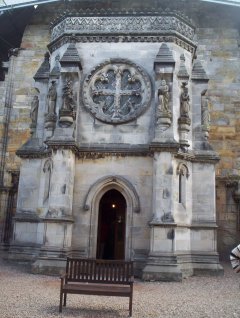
[0, 260, 239, 318]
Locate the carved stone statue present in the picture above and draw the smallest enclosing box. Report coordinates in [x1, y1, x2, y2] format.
[30, 95, 39, 126]
[47, 81, 57, 114]
[180, 82, 190, 118]
[61, 79, 75, 111]
[202, 97, 210, 129]
[158, 80, 170, 113]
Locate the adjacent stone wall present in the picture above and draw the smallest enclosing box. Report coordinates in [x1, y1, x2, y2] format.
[195, 26, 240, 259]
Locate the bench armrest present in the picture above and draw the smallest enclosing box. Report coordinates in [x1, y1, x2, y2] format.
[60, 273, 68, 288]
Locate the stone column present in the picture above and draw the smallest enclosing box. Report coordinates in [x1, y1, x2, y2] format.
[32, 149, 75, 274]
[9, 158, 44, 261]
[143, 148, 182, 281]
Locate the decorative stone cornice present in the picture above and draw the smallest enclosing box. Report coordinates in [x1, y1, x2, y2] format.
[192, 150, 220, 164]
[175, 148, 219, 163]
[46, 139, 79, 154]
[16, 149, 51, 159]
[49, 34, 196, 54]
[149, 141, 180, 153]
[14, 211, 41, 222]
[16, 138, 220, 162]
[43, 217, 74, 223]
[190, 221, 218, 229]
[76, 144, 151, 159]
[216, 175, 240, 187]
[16, 138, 51, 159]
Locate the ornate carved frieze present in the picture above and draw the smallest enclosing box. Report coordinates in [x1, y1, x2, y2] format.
[82, 59, 152, 124]
[49, 13, 196, 53]
[51, 15, 195, 41]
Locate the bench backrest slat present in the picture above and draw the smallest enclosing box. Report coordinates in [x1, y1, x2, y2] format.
[65, 258, 133, 284]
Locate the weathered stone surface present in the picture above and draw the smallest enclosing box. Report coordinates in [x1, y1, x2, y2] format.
[2, 0, 240, 278]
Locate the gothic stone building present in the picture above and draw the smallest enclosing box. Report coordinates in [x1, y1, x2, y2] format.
[1, 0, 240, 280]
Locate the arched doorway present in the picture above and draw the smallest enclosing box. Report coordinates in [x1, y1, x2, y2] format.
[97, 189, 126, 260]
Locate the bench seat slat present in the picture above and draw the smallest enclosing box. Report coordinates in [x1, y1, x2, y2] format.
[62, 283, 131, 296]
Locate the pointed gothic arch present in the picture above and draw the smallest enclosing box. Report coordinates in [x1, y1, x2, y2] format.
[83, 175, 140, 213]
[177, 163, 189, 207]
[43, 159, 53, 204]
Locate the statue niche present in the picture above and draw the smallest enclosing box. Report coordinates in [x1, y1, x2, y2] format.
[45, 81, 58, 130]
[178, 81, 191, 149]
[180, 82, 190, 118]
[155, 79, 172, 131]
[30, 95, 39, 134]
[47, 81, 57, 114]
[201, 93, 210, 140]
[59, 79, 76, 127]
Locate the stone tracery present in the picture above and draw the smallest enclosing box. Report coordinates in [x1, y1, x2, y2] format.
[83, 59, 152, 124]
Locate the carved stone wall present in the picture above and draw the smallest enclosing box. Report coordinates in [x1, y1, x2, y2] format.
[0, 0, 239, 277]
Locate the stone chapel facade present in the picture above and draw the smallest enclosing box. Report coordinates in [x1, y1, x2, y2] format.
[2, 0, 240, 280]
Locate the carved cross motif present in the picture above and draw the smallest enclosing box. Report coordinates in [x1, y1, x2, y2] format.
[92, 68, 141, 120]
[83, 59, 151, 124]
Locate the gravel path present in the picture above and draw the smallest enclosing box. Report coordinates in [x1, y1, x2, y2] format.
[0, 260, 239, 318]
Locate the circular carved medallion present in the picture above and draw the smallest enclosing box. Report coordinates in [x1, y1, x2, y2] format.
[82, 59, 152, 124]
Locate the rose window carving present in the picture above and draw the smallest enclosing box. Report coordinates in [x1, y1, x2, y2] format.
[82, 59, 152, 124]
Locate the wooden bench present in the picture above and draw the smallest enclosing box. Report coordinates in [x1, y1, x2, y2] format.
[59, 258, 134, 317]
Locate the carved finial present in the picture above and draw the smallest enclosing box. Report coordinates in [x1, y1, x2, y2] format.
[177, 53, 189, 79]
[154, 43, 175, 64]
[191, 60, 209, 81]
[34, 51, 50, 80]
[60, 43, 82, 69]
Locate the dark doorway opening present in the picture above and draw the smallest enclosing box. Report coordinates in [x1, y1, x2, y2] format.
[97, 189, 126, 260]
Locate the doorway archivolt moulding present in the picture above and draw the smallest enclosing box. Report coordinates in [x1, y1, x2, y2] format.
[83, 175, 140, 213]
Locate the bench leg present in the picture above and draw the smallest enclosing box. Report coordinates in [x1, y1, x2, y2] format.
[63, 293, 67, 306]
[59, 290, 63, 313]
[129, 295, 133, 317]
